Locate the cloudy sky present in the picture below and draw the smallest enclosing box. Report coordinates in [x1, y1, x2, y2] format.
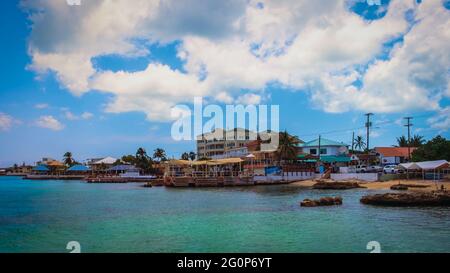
[0, 0, 449, 166]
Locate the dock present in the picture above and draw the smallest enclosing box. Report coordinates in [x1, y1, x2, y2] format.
[24, 174, 86, 180]
[86, 177, 156, 183]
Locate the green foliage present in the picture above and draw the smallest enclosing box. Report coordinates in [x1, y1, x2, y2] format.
[396, 136, 408, 147]
[181, 151, 196, 161]
[396, 135, 425, 147]
[277, 131, 301, 162]
[354, 135, 366, 151]
[135, 148, 152, 173]
[410, 135, 425, 147]
[188, 151, 196, 161]
[121, 155, 136, 164]
[411, 135, 450, 161]
[181, 152, 189, 160]
[63, 152, 75, 167]
[153, 148, 167, 162]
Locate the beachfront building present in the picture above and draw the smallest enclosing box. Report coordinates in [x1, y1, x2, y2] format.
[31, 165, 50, 175]
[196, 128, 257, 159]
[6, 164, 33, 175]
[375, 147, 417, 165]
[86, 157, 118, 172]
[107, 165, 141, 176]
[33, 158, 66, 174]
[164, 158, 253, 187]
[300, 138, 349, 157]
[67, 165, 91, 175]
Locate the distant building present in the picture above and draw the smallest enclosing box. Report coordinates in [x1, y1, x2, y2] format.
[86, 157, 118, 172]
[300, 138, 349, 157]
[196, 128, 257, 159]
[36, 157, 65, 167]
[196, 129, 281, 159]
[6, 164, 33, 175]
[375, 147, 417, 165]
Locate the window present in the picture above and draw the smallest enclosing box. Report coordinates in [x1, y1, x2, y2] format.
[320, 148, 327, 155]
[310, 149, 317, 155]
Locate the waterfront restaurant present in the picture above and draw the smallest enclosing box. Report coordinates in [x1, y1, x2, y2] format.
[164, 158, 252, 187]
[32, 165, 50, 175]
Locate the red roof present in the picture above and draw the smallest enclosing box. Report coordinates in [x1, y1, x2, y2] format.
[375, 147, 417, 158]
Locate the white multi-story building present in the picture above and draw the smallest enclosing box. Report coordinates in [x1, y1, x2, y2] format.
[196, 128, 257, 159]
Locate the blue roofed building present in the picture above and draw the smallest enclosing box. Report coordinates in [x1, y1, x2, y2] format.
[67, 165, 90, 172]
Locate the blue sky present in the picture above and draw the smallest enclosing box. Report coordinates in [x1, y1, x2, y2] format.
[0, 0, 449, 167]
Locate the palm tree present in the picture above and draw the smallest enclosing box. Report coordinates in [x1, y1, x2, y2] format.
[135, 147, 152, 173]
[136, 148, 147, 159]
[410, 135, 425, 147]
[276, 131, 301, 163]
[63, 152, 75, 167]
[153, 148, 167, 162]
[181, 152, 189, 160]
[396, 136, 408, 147]
[188, 151, 196, 161]
[354, 136, 366, 151]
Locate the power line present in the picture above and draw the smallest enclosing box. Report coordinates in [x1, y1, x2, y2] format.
[296, 126, 365, 138]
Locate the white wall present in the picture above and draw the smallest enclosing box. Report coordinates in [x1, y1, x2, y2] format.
[380, 156, 400, 165]
[330, 173, 379, 182]
[254, 172, 316, 182]
[303, 146, 347, 156]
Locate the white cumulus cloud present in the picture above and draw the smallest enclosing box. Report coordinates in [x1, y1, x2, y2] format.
[22, 0, 450, 127]
[35, 115, 65, 131]
[0, 113, 15, 131]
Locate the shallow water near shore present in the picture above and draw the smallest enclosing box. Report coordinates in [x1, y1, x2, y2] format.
[0, 176, 449, 253]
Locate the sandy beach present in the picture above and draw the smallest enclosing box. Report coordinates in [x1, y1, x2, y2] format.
[291, 179, 450, 192]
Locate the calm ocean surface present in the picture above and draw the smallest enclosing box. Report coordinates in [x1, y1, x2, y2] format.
[0, 176, 448, 253]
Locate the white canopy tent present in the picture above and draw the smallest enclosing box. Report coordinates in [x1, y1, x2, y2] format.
[415, 160, 449, 170]
[398, 163, 421, 170]
[399, 160, 449, 181]
[92, 156, 118, 165]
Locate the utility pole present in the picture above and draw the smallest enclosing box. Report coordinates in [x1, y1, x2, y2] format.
[318, 135, 322, 161]
[365, 113, 374, 154]
[404, 117, 413, 161]
[351, 131, 355, 153]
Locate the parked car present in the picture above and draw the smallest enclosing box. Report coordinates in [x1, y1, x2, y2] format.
[367, 165, 383, 173]
[383, 165, 402, 174]
[355, 165, 367, 173]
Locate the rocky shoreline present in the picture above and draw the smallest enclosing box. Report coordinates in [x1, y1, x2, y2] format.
[312, 180, 365, 190]
[300, 196, 343, 207]
[360, 191, 450, 207]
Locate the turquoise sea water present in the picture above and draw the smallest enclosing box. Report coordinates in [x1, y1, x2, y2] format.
[0, 176, 448, 253]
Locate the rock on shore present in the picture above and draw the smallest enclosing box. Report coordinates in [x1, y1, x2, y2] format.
[300, 196, 343, 207]
[390, 184, 408, 190]
[360, 191, 450, 206]
[313, 181, 365, 190]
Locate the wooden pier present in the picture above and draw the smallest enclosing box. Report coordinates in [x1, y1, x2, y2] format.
[86, 177, 155, 183]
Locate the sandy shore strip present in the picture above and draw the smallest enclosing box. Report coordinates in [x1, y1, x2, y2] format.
[290, 179, 450, 192]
